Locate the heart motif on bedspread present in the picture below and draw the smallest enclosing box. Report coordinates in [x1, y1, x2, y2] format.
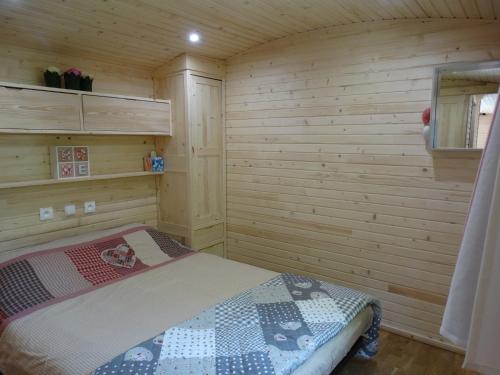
[100, 244, 136, 268]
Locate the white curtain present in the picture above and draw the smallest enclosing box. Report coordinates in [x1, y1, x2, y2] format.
[441, 93, 500, 374]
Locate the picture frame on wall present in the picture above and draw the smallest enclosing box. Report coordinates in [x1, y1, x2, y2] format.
[50, 146, 90, 179]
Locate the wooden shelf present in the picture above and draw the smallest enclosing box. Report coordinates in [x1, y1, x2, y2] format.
[0, 81, 172, 136]
[0, 81, 169, 103]
[0, 171, 164, 189]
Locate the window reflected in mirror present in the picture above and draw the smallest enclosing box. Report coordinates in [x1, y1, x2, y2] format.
[433, 62, 500, 150]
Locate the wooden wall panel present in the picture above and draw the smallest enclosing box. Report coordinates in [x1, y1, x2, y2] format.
[0, 134, 159, 252]
[0, 46, 159, 252]
[155, 72, 190, 238]
[225, 19, 500, 350]
[0, 134, 157, 183]
[0, 45, 154, 97]
[0, 177, 158, 253]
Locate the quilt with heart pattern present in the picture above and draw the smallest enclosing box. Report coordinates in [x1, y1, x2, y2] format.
[92, 273, 381, 375]
[0, 226, 193, 335]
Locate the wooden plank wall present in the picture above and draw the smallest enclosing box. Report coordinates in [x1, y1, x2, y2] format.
[225, 19, 500, 349]
[0, 134, 159, 253]
[154, 72, 190, 238]
[0, 46, 158, 251]
[0, 45, 154, 97]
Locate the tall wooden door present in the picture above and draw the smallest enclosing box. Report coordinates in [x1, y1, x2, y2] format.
[189, 75, 224, 249]
[436, 94, 469, 148]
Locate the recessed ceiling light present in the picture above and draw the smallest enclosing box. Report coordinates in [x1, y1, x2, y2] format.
[188, 32, 200, 43]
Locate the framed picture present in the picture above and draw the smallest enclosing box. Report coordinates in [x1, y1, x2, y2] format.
[51, 146, 90, 179]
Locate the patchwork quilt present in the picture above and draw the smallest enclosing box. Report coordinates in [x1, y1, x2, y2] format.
[0, 226, 193, 334]
[93, 273, 381, 375]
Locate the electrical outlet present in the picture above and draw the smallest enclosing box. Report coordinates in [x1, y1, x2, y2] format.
[39, 207, 54, 221]
[64, 204, 76, 216]
[84, 201, 96, 214]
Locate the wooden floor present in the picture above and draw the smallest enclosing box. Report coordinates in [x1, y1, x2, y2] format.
[337, 331, 478, 375]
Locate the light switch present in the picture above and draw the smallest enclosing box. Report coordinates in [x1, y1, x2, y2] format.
[84, 201, 96, 214]
[64, 204, 76, 216]
[39, 207, 54, 221]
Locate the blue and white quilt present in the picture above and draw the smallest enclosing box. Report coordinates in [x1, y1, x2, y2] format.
[92, 273, 381, 375]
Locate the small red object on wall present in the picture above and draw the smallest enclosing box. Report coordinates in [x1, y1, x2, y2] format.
[422, 107, 431, 126]
[421, 107, 432, 151]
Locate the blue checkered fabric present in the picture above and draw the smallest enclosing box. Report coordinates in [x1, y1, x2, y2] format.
[92, 273, 382, 375]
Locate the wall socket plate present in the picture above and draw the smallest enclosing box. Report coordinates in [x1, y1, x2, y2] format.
[39, 207, 54, 221]
[84, 201, 96, 214]
[64, 204, 76, 216]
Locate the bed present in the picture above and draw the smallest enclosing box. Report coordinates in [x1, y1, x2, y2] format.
[0, 224, 380, 375]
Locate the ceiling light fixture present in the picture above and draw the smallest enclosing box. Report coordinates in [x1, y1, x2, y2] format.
[188, 32, 200, 43]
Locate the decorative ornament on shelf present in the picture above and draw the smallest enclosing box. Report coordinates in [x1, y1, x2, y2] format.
[43, 66, 95, 91]
[81, 73, 94, 92]
[43, 66, 62, 88]
[152, 156, 165, 172]
[421, 107, 432, 152]
[64, 67, 82, 90]
[143, 151, 164, 173]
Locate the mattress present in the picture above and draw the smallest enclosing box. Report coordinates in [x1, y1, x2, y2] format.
[0, 224, 374, 375]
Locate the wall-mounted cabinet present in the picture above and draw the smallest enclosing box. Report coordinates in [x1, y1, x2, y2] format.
[82, 95, 170, 134]
[0, 86, 82, 132]
[0, 82, 172, 135]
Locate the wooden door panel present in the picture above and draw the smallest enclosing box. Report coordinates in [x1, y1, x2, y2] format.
[190, 75, 223, 228]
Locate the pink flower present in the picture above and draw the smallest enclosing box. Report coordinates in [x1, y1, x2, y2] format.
[65, 68, 82, 76]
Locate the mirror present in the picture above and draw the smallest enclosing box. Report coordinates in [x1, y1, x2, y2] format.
[431, 61, 500, 150]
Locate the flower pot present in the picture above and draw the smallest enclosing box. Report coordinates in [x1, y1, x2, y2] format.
[80, 76, 93, 92]
[64, 72, 81, 90]
[44, 71, 61, 88]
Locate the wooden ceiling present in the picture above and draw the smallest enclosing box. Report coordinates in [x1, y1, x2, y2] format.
[1, 0, 499, 69]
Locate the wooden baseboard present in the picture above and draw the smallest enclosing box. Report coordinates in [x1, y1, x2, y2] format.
[381, 323, 465, 354]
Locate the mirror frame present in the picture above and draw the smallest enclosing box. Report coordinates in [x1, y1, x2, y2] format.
[430, 60, 500, 151]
